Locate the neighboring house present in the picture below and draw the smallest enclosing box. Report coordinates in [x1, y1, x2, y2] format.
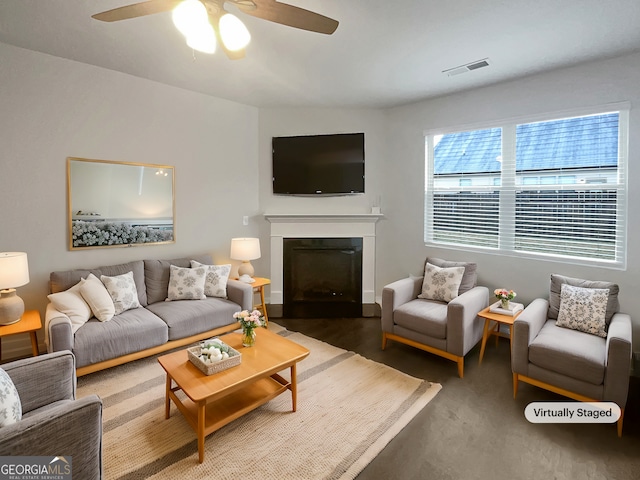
[432, 113, 619, 186]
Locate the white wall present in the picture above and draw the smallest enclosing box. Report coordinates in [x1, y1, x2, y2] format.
[380, 52, 640, 351]
[0, 43, 261, 358]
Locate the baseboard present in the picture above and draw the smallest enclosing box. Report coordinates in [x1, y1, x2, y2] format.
[268, 303, 379, 318]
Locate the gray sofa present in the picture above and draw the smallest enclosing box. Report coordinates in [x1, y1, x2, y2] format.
[46, 254, 253, 375]
[0, 351, 103, 479]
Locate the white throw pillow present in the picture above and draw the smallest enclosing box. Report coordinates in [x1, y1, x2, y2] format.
[190, 260, 231, 298]
[418, 262, 465, 303]
[167, 265, 207, 301]
[0, 368, 22, 426]
[47, 281, 92, 333]
[80, 273, 115, 322]
[556, 284, 609, 338]
[100, 271, 141, 315]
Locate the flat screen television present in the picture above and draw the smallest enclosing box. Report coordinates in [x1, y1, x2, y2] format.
[272, 132, 365, 195]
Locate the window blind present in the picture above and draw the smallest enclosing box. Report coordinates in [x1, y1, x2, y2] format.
[425, 109, 627, 267]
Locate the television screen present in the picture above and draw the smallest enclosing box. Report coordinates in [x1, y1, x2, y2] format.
[272, 132, 365, 195]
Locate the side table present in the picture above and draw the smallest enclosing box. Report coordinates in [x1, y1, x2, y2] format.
[478, 306, 522, 364]
[250, 277, 271, 326]
[0, 309, 41, 360]
[235, 277, 271, 326]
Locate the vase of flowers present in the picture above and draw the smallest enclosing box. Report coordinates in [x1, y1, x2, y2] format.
[494, 288, 517, 310]
[233, 309, 265, 347]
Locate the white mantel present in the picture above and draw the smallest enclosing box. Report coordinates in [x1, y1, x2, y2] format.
[264, 213, 383, 308]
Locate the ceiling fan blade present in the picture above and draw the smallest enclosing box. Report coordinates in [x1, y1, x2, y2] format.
[92, 0, 182, 22]
[238, 0, 338, 35]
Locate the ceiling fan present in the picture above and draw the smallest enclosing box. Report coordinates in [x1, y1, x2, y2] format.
[92, 0, 339, 60]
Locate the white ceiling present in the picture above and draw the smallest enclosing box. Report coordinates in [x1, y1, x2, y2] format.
[1, 0, 640, 108]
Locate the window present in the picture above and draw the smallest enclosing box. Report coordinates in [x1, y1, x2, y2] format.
[425, 106, 628, 267]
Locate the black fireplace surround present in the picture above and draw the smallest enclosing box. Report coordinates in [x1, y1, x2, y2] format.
[283, 237, 363, 318]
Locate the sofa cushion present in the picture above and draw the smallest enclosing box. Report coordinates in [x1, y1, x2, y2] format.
[47, 281, 92, 333]
[0, 368, 21, 426]
[549, 274, 619, 325]
[191, 261, 231, 298]
[50, 260, 148, 306]
[101, 271, 142, 315]
[79, 273, 115, 322]
[167, 265, 207, 301]
[424, 257, 477, 296]
[147, 297, 240, 341]
[73, 308, 168, 368]
[529, 319, 606, 385]
[144, 254, 213, 305]
[393, 299, 448, 339]
[556, 284, 608, 338]
[418, 263, 465, 302]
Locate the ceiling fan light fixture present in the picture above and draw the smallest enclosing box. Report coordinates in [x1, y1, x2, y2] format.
[218, 13, 251, 51]
[186, 23, 217, 54]
[172, 0, 209, 38]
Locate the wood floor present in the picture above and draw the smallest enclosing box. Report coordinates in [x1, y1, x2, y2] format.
[275, 316, 640, 480]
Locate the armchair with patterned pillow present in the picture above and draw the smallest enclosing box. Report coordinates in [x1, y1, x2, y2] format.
[381, 257, 489, 378]
[512, 274, 632, 436]
[0, 351, 103, 478]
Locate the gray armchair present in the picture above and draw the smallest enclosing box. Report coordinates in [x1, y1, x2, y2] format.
[0, 351, 103, 479]
[382, 257, 489, 378]
[512, 274, 632, 436]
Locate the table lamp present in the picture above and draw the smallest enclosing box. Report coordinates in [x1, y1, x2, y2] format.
[0, 252, 30, 325]
[230, 238, 261, 282]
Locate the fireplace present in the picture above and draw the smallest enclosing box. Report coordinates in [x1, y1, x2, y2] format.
[283, 238, 363, 318]
[264, 213, 383, 317]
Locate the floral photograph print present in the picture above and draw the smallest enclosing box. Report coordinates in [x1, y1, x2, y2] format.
[68, 158, 175, 249]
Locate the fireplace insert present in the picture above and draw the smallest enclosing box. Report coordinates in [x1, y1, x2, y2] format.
[283, 238, 363, 318]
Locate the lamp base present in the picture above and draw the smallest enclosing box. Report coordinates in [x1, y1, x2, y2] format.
[0, 289, 24, 326]
[237, 261, 255, 278]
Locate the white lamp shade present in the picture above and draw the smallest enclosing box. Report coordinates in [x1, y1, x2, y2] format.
[186, 23, 217, 53]
[0, 252, 29, 290]
[230, 238, 261, 261]
[218, 13, 251, 51]
[172, 0, 209, 37]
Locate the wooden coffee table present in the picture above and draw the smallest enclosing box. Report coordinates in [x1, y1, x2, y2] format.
[158, 328, 310, 463]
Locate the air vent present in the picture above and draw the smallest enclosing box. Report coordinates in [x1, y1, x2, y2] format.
[443, 58, 490, 77]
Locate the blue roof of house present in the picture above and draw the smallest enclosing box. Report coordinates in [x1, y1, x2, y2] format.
[434, 113, 619, 174]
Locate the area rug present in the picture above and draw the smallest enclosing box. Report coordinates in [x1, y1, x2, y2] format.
[77, 325, 442, 480]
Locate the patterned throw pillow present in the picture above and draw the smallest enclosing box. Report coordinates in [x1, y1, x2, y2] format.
[418, 263, 465, 303]
[80, 273, 115, 322]
[100, 271, 141, 315]
[0, 368, 21, 427]
[190, 261, 231, 298]
[167, 265, 207, 301]
[556, 284, 609, 338]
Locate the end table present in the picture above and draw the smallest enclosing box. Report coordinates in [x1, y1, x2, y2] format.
[250, 277, 271, 326]
[0, 310, 41, 360]
[235, 277, 271, 326]
[478, 306, 522, 364]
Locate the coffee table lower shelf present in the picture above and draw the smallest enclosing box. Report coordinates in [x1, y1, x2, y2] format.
[166, 373, 290, 440]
